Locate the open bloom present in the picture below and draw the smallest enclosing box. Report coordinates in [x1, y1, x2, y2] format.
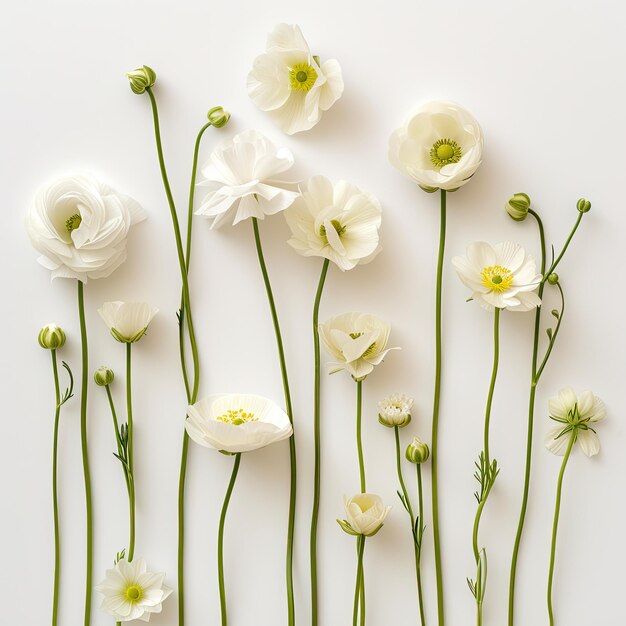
[26, 173, 145, 281]
[247, 23, 343, 134]
[98, 301, 158, 343]
[319, 312, 399, 380]
[195, 130, 299, 229]
[284, 175, 382, 271]
[389, 101, 483, 191]
[338, 493, 391, 537]
[545, 387, 607, 457]
[95, 557, 172, 622]
[452, 241, 542, 311]
[378, 393, 413, 428]
[186, 393, 293, 453]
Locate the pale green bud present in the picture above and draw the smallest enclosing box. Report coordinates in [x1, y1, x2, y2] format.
[207, 106, 231, 128]
[406, 437, 429, 464]
[576, 198, 591, 213]
[547, 273, 559, 285]
[505, 193, 531, 222]
[127, 65, 156, 94]
[94, 366, 114, 387]
[38, 324, 66, 350]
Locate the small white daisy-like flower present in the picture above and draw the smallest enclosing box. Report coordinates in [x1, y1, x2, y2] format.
[378, 393, 414, 428]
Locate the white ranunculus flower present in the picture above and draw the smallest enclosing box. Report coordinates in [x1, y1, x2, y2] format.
[98, 301, 159, 343]
[545, 387, 607, 457]
[378, 393, 414, 428]
[186, 393, 293, 454]
[338, 493, 391, 537]
[388, 101, 483, 192]
[319, 312, 399, 381]
[195, 130, 300, 229]
[452, 241, 542, 312]
[247, 23, 344, 135]
[284, 175, 382, 271]
[26, 173, 146, 282]
[95, 557, 172, 622]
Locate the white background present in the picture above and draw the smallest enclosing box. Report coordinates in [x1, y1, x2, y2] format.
[1, 1, 624, 625]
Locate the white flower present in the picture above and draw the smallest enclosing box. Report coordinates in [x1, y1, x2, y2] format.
[338, 493, 391, 537]
[378, 393, 413, 428]
[284, 175, 382, 271]
[319, 312, 399, 381]
[98, 301, 159, 343]
[26, 173, 145, 282]
[95, 557, 172, 622]
[388, 101, 483, 191]
[247, 23, 344, 135]
[186, 393, 293, 454]
[545, 387, 607, 457]
[452, 241, 542, 311]
[195, 130, 300, 229]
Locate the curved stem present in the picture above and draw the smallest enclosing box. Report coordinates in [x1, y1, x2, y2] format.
[218, 453, 241, 626]
[126, 344, 136, 562]
[395, 427, 415, 521]
[542, 212, 583, 284]
[353, 537, 366, 626]
[356, 381, 365, 493]
[535, 283, 565, 381]
[51, 350, 61, 626]
[310, 258, 330, 626]
[547, 433, 576, 625]
[251, 217, 296, 624]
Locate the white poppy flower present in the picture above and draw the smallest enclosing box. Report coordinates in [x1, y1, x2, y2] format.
[388, 101, 483, 191]
[186, 393, 293, 454]
[338, 493, 391, 537]
[452, 241, 542, 312]
[319, 312, 399, 381]
[195, 130, 300, 229]
[545, 387, 607, 457]
[98, 301, 158, 343]
[26, 173, 145, 282]
[378, 393, 413, 428]
[284, 175, 382, 271]
[247, 23, 344, 135]
[95, 557, 172, 622]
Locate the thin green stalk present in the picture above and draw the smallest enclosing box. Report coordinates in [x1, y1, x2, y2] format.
[51, 350, 61, 626]
[105, 386, 131, 493]
[356, 381, 365, 493]
[311, 258, 330, 626]
[126, 344, 136, 562]
[353, 536, 366, 626]
[251, 217, 296, 625]
[431, 189, 446, 625]
[218, 453, 242, 626]
[542, 212, 583, 284]
[547, 433, 576, 625]
[416, 464, 426, 626]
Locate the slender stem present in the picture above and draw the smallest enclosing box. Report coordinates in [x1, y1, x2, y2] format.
[310, 258, 330, 626]
[547, 433, 576, 625]
[126, 343, 136, 562]
[77, 281, 93, 626]
[105, 385, 131, 496]
[416, 464, 426, 626]
[218, 453, 242, 626]
[542, 212, 583, 284]
[395, 428, 415, 520]
[535, 283, 565, 381]
[431, 189, 446, 625]
[251, 217, 296, 624]
[356, 381, 365, 493]
[353, 537, 366, 626]
[51, 350, 61, 626]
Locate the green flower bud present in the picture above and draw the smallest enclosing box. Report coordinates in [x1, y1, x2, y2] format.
[406, 437, 429, 464]
[126, 65, 156, 94]
[38, 324, 66, 350]
[505, 193, 531, 222]
[94, 366, 115, 386]
[547, 273, 559, 285]
[207, 106, 231, 128]
[576, 198, 591, 213]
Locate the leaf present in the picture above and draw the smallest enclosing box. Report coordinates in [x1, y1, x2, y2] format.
[58, 361, 75, 407]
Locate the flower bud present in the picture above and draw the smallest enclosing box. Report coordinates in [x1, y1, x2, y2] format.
[126, 65, 157, 94]
[378, 393, 413, 428]
[576, 198, 591, 213]
[505, 193, 531, 222]
[207, 106, 231, 128]
[38, 324, 66, 350]
[338, 493, 391, 537]
[547, 273, 559, 285]
[406, 437, 429, 464]
[94, 366, 114, 386]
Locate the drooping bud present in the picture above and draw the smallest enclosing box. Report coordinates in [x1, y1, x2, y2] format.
[576, 198, 591, 213]
[207, 106, 231, 128]
[94, 366, 115, 387]
[38, 324, 66, 350]
[126, 65, 157, 94]
[406, 437, 430, 464]
[505, 193, 531, 222]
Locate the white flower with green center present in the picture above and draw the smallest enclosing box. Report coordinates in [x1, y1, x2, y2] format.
[388, 100, 484, 191]
[95, 557, 172, 622]
[378, 393, 414, 428]
[338, 493, 391, 537]
[284, 175, 382, 270]
[98, 301, 159, 343]
[452, 241, 542, 311]
[247, 23, 344, 135]
[545, 387, 607, 457]
[319, 312, 399, 381]
[186, 393, 293, 453]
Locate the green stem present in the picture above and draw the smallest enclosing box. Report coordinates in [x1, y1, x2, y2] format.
[218, 453, 241, 626]
[251, 217, 296, 625]
[535, 283, 565, 381]
[77, 281, 93, 626]
[356, 381, 365, 493]
[353, 536, 366, 626]
[126, 343, 136, 562]
[311, 258, 330, 626]
[547, 433, 576, 625]
[105, 385, 132, 498]
[416, 465, 426, 626]
[431, 189, 446, 626]
[542, 212, 583, 284]
[51, 350, 61, 626]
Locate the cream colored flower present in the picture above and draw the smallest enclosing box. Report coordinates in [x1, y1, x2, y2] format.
[186, 393, 293, 454]
[284, 175, 382, 271]
[545, 387, 607, 457]
[388, 101, 483, 191]
[378, 393, 413, 428]
[319, 312, 399, 381]
[247, 23, 344, 134]
[26, 173, 145, 281]
[195, 130, 299, 229]
[338, 493, 391, 537]
[98, 301, 158, 343]
[452, 241, 542, 311]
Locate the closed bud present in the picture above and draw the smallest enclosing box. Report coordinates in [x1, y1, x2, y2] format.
[576, 198, 591, 213]
[505, 193, 531, 222]
[406, 437, 429, 464]
[339, 493, 391, 537]
[126, 65, 156, 94]
[94, 366, 115, 386]
[207, 106, 231, 128]
[38, 324, 66, 350]
[547, 273, 559, 285]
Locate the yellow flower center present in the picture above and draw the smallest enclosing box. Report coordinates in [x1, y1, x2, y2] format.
[125, 584, 143, 602]
[430, 138, 462, 168]
[348, 332, 376, 357]
[319, 219, 346, 240]
[481, 265, 514, 292]
[289, 62, 318, 92]
[217, 408, 258, 426]
[65, 213, 82, 233]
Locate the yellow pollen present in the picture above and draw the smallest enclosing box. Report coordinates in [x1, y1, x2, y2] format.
[65, 213, 82, 233]
[348, 332, 376, 357]
[125, 585, 143, 602]
[429, 138, 462, 168]
[319, 219, 346, 239]
[481, 265, 514, 292]
[216, 408, 258, 426]
[289, 62, 318, 92]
